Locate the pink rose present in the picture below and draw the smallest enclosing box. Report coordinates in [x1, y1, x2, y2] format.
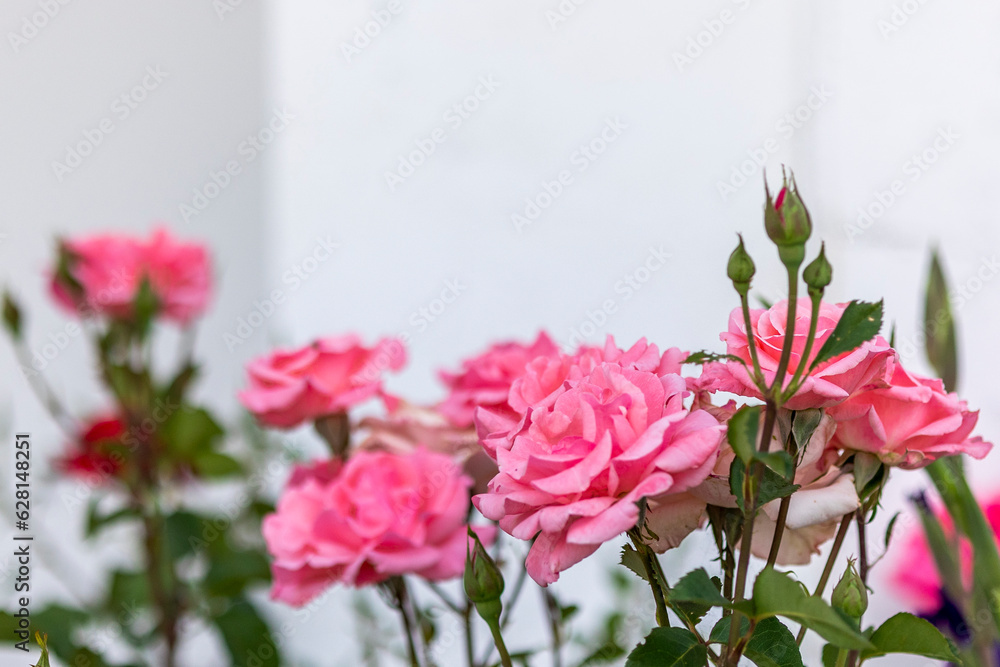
[262, 448, 487, 606]
[889, 494, 1000, 614]
[239, 335, 406, 428]
[828, 361, 992, 469]
[51, 227, 212, 325]
[473, 341, 724, 586]
[691, 411, 859, 565]
[700, 300, 894, 410]
[357, 401, 498, 494]
[438, 332, 560, 427]
[57, 414, 128, 483]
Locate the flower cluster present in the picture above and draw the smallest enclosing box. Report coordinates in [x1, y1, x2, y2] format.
[51, 227, 212, 324]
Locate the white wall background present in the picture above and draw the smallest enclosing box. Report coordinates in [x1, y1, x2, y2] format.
[3, 0, 1000, 665]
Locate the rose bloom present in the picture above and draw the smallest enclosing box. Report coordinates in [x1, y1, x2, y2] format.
[691, 409, 859, 565]
[828, 361, 992, 469]
[51, 227, 212, 325]
[262, 448, 486, 606]
[889, 494, 1000, 616]
[357, 401, 497, 494]
[474, 339, 724, 586]
[438, 332, 560, 428]
[57, 414, 128, 482]
[700, 300, 894, 410]
[239, 335, 406, 428]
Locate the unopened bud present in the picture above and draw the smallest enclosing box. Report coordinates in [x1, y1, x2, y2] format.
[727, 234, 756, 297]
[464, 528, 504, 622]
[832, 559, 868, 619]
[803, 242, 833, 298]
[764, 171, 812, 268]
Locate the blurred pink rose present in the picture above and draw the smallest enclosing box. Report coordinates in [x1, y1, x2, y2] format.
[889, 494, 1000, 614]
[57, 414, 129, 483]
[474, 340, 724, 586]
[699, 300, 893, 410]
[357, 401, 497, 494]
[438, 332, 560, 427]
[828, 361, 992, 469]
[263, 448, 487, 606]
[51, 227, 212, 325]
[239, 335, 406, 428]
[691, 411, 859, 565]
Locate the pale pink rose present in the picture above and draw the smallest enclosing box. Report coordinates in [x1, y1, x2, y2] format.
[474, 342, 724, 586]
[828, 361, 992, 469]
[239, 335, 406, 428]
[699, 300, 894, 410]
[357, 401, 497, 494]
[51, 227, 212, 324]
[262, 448, 488, 606]
[438, 332, 560, 427]
[691, 412, 860, 565]
[889, 494, 1000, 613]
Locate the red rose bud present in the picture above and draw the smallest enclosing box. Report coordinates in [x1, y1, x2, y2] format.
[764, 172, 812, 267]
[727, 234, 756, 296]
[803, 242, 833, 298]
[464, 527, 504, 621]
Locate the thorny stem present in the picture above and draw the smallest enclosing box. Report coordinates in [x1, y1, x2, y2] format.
[783, 295, 822, 402]
[845, 510, 871, 667]
[740, 293, 764, 384]
[390, 577, 426, 667]
[769, 265, 800, 398]
[629, 531, 670, 628]
[766, 429, 798, 568]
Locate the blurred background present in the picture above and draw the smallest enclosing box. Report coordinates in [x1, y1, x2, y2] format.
[2, 0, 998, 664]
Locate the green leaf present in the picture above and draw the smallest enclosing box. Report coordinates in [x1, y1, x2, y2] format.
[924, 250, 958, 391]
[204, 547, 271, 598]
[709, 617, 803, 667]
[790, 409, 822, 454]
[809, 300, 883, 371]
[684, 350, 748, 366]
[213, 598, 280, 667]
[861, 612, 961, 662]
[620, 544, 648, 582]
[165, 511, 205, 561]
[30, 606, 88, 661]
[669, 568, 726, 627]
[670, 568, 728, 608]
[131, 276, 160, 337]
[106, 570, 150, 617]
[750, 569, 872, 650]
[192, 451, 243, 477]
[625, 627, 707, 667]
[727, 406, 760, 464]
[2, 290, 23, 340]
[159, 407, 224, 457]
[755, 451, 794, 480]
[85, 500, 138, 538]
[730, 459, 799, 514]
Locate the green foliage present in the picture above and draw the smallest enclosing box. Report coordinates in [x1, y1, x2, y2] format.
[625, 627, 706, 667]
[924, 250, 958, 391]
[32, 633, 50, 667]
[729, 458, 799, 515]
[726, 406, 760, 464]
[750, 569, 871, 650]
[213, 598, 280, 667]
[808, 300, 883, 371]
[710, 617, 804, 667]
[861, 612, 961, 662]
[2, 290, 23, 340]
